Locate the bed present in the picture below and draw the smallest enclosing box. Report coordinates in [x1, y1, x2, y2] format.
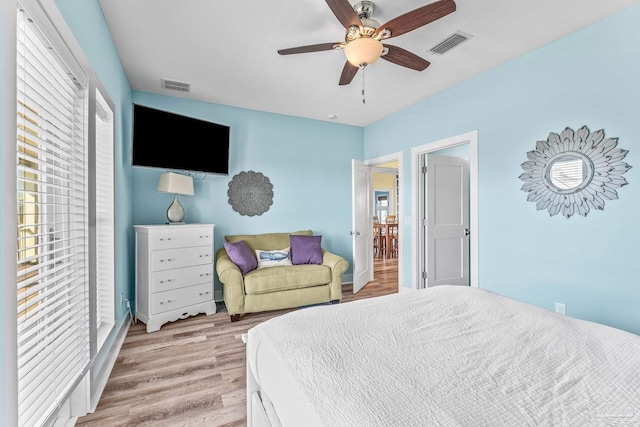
[245, 285, 640, 426]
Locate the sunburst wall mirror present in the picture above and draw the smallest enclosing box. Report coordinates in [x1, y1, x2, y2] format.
[519, 125, 631, 218]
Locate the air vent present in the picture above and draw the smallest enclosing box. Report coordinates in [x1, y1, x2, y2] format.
[429, 31, 472, 55]
[161, 78, 191, 92]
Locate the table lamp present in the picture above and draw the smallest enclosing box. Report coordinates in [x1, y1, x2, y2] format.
[157, 172, 194, 224]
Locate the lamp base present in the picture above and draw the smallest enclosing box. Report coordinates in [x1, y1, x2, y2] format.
[166, 194, 185, 223]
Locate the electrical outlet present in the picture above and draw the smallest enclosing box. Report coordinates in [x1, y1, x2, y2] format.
[120, 292, 124, 305]
[555, 302, 566, 315]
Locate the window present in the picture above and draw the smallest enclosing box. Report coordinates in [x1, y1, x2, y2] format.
[15, 4, 116, 425]
[94, 89, 114, 352]
[375, 192, 389, 223]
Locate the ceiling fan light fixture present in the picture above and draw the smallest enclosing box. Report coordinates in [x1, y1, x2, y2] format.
[344, 37, 383, 67]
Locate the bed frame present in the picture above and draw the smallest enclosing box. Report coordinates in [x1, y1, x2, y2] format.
[244, 333, 276, 427]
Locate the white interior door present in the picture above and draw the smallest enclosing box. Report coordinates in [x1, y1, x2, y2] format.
[352, 159, 372, 293]
[425, 154, 470, 287]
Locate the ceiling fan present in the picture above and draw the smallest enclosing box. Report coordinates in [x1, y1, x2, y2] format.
[278, 0, 457, 86]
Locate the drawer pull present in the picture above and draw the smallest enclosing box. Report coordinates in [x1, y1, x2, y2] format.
[160, 258, 174, 263]
[160, 299, 175, 305]
[159, 279, 174, 284]
[159, 237, 173, 241]
[198, 291, 211, 296]
[199, 254, 211, 258]
[199, 273, 211, 277]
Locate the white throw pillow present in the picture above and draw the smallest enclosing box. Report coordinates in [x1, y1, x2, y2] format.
[255, 247, 293, 269]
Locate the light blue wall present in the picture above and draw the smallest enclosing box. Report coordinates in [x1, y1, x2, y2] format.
[131, 92, 363, 295]
[365, 5, 640, 334]
[54, 0, 134, 372]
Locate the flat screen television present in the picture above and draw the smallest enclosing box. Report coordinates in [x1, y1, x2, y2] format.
[132, 104, 230, 175]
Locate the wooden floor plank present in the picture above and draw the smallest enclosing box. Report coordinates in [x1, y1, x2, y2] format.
[77, 257, 398, 426]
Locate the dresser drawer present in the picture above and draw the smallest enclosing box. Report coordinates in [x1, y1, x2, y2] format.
[149, 227, 213, 250]
[151, 283, 213, 315]
[151, 264, 213, 293]
[151, 246, 213, 271]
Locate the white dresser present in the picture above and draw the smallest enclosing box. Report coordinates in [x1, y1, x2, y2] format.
[135, 224, 216, 332]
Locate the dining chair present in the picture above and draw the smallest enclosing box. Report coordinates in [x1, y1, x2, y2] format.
[373, 222, 384, 257]
[388, 222, 399, 258]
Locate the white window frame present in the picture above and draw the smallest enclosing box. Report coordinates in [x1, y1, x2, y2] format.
[92, 88, 115, 353]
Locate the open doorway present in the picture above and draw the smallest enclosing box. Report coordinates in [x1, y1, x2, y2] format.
[365, 153, 402, 293]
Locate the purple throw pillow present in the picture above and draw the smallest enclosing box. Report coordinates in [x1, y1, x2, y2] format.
[224, 240, 258, 275]
[290, 235, 323, 265]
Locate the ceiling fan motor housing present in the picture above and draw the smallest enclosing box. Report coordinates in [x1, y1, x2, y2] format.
[347, 2, 380, 41]
[353, 1, 375, 19]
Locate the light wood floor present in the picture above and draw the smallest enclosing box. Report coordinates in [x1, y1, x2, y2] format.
[77, 257, 398, 427]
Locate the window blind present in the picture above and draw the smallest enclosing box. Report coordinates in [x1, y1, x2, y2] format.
[95, 89, 115, 351]
[16, 8, 90, 427]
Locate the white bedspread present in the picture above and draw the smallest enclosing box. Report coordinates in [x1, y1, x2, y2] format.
[247, 286, 640, 426]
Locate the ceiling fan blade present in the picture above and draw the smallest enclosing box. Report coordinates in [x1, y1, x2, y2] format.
[374, 0, 456, 39]
[278, 43, 341, 55]
[325, 0, 362, 30]
[381, 45, 430, 71]
[339, 61, 359, 86]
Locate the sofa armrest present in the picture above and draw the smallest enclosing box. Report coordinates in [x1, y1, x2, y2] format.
[215, 248, 245, 315]
[322, 250, 349, 301]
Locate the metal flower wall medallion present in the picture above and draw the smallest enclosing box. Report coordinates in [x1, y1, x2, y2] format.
[519, 126, 631, 218]
[227, 171, 274, 216]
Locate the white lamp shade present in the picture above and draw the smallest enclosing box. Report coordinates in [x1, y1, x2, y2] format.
[344, 37, 383, 67]
[157, 172, 194, 196]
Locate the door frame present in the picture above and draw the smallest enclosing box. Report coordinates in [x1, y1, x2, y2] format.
[411, 130, 479, 290]
[364, 152, 403, 293]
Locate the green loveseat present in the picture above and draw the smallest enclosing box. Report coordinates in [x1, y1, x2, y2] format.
[215, 230, 349, 321]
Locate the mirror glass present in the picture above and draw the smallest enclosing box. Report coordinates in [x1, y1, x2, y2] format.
[547, 155, 586, 191]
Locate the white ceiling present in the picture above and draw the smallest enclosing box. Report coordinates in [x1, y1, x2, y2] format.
[98, 0, 640, 127]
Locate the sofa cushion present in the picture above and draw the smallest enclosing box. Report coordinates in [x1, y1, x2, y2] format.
[225, 230, 312, 253]
[243, 264, 332, 295]
[224, 240, 257, 275]
[290, 234, 323, 265]
[255, 247, 293, 269]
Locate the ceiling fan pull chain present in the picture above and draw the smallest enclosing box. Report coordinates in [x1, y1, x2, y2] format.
[362, 65, 366, 105]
